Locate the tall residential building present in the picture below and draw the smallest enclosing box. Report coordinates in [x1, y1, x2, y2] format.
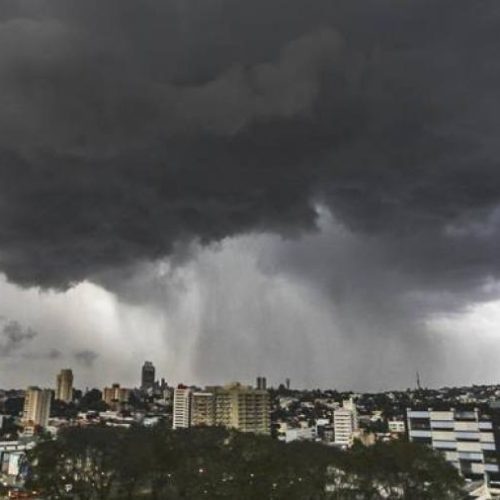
[173, 383, 271, 434]
[334, 399, 359, 448]
[407, 408, 499, 478]
[213, 382, 271, 435]
[141, 361, 155, 391]
[256, 376, 267, 390]
[191, 392, 215, 427]
[173, 386, 192, 429]
[55, 369, 73, 403]
[102, 384, 130, 408]
[22, 387, 52, 428]
[342, 398, 359, 430]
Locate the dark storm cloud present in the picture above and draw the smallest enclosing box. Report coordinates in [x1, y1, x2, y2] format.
[0, 318, 37, 356]
[74, 349, 98, 367]
[0, 0, 500, 296]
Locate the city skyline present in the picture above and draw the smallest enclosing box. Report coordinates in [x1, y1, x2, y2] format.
[4, 361, 500, 395]
[1, 1, 500, 392]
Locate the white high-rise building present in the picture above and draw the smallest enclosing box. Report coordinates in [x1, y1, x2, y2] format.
[342, 398, 359, 428]
[334, 399, 359, 448]
[23, 387, 52, 428]
[173, 386, 192, 429]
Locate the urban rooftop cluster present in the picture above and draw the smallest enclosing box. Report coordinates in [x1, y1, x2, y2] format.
[2, 364, 500, 498]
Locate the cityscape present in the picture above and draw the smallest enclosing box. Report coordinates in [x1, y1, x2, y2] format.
[2, 0, 500, 498]
[0, 363, 500, 497]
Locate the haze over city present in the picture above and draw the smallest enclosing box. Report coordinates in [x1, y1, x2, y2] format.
[2, 0, 500, 392]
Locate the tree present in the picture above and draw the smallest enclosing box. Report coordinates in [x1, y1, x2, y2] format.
[3, 397, 24, 416]
[26, 436, 73, 499]
[346, 441, 464, 499]
[26, 425, 464, 499]
[79, 389, 108, 412]
[114, 426, 153, 499]
[28, 427, 124, 500]
[51, 400, 78, 419]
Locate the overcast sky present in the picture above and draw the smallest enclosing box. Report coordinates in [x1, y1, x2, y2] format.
[1, 0, 500, 391]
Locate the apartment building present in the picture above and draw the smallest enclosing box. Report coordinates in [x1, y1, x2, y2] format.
[213, 383, 270, 435]
[22, 387, 52, 428]
[173, 386, 192, 429]
[407, 408, 499, 478]
[174, 382, 270, 435]
[102, 384, 130, 409]
[334, 399, 359, 448]
[191, 391, 215, 427]
[55, 369, 73, 403]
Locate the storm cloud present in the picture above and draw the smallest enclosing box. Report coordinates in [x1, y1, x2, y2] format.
[0, 318, 37, 356]
[0, 0, 500, 388]
[0, 0, 498, 291]
[74, 349, 99, 368]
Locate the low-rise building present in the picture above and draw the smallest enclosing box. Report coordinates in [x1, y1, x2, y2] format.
[279, 426, 316, 443]
[388, 420, 406, 434]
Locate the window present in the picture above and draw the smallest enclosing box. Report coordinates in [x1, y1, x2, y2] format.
[410, 418, 431, 430]
[412, 436, 432, 445]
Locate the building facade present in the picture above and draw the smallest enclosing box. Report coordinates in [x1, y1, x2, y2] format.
[213, 383, 270, 435]
[102, 384, 130, 408]
[173, 386, 192, 429]
[388, 420, 406, 434]
[22, 387, 52, 428]
[141, 361, 155, 391]
[191, 392, 215, 427]
[280, 427, 316, 443]
[256, 376, 267, 390]
[55, 369, 73, 403]
[334, 399, 359, 448]
[407, 408, 499, 478]
[173, 383, 270, 434]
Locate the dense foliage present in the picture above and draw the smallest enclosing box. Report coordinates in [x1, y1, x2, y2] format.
[26, 426, 463, 499]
